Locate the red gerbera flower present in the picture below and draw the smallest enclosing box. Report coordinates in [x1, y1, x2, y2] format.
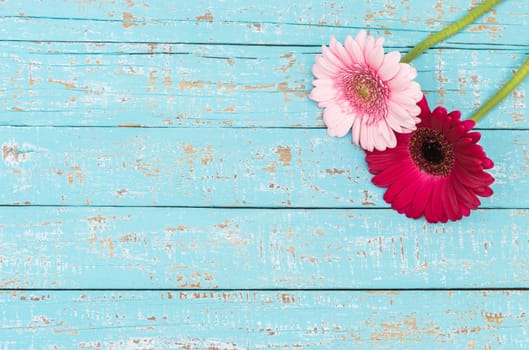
[365, 96, 494, 223]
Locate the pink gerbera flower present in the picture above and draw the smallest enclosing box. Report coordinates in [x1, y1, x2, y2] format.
[310, 30, 423, 151]
[365, 97, 495, 223]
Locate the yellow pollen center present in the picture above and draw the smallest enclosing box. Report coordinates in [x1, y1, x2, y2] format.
[341, 71, 389, 123]
[358, 86, 369, 98]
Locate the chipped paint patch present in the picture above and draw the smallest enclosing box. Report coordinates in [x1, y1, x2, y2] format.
[47, 78, 76, 89]
[2, 142, 41, 166]
[484, 312, 504, 324]
[362, 190, 376, 206]
[325, 168, 345, 175]
[182, 143, 214, 166]
[179, 80, 205, 91]
[276, 146, 291, 166]
[122, 12, 138, 27]
[196, 10, 214, 21]
[66, 166, 83, 185]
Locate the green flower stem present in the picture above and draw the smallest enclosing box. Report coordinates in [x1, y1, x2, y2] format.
[469, 55, 529, 122]
[401, 0, 503, 64]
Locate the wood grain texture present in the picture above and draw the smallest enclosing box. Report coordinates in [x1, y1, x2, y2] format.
[2, 290, 529, 349]
[2, 0, 529, 347]
[1, 207, 529, 289]
[0, 0, 525, 46]
[0, 128, 523, 207]
[1, 43, 527, 129]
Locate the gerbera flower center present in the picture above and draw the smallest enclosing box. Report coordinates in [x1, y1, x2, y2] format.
[341, 70, 388, 122]
[421, 139, 444, 164]
[409, 128, 454, 176]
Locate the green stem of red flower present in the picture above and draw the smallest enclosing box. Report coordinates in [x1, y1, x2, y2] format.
[469, 55, 529, 122]
[401, 0, 503, 64]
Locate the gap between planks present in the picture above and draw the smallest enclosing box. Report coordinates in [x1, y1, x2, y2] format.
[3, 288, 529, 292]
[0, 205, 527, 210]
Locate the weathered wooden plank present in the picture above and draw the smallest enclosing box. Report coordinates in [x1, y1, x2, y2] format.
[0, 128, 523, 207]
[1, 290, 528, 349]
[1, 42, 527, 128]
[1, 207, 529, 289]
[0, 0, 525, 46]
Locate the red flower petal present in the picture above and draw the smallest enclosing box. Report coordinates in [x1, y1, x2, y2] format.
[409, 176, 434, 219]
[461, 119, 476, 131]
[383, 168, 420, 203]
[482, 157, 494, 169]
[365, 96, 494, 223]
[391, 180, 422, 214]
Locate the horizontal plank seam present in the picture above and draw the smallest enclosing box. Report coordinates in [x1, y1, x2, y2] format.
[3, 288, 529, 292]
[0, 125, 526, 131]
[0, 205, 524, 210]
[0, 39, 527, 49]
[0, 15, 500, 34]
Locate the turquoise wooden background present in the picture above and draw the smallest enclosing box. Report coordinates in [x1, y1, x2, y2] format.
[1, 0, 528, 348]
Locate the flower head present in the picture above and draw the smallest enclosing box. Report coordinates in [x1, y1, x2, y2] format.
[310, 30, 423, 151]
[365, 97, 495, 223]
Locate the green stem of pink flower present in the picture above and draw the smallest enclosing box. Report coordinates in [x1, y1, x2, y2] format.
[401, 0, 503, 64]
[468, 55, 529, 122]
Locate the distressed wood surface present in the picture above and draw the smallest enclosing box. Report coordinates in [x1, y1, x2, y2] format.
[2, 0, 529, 348]
[0, 128, 526, 207]
[1, 207, 529, 289]
[2, 290, 529, 349]
[0, 0, 526, 46]
[1, 42, 527, 129]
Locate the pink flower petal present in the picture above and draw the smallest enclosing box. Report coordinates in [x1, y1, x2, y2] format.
[378, 120, 397, 149]
[378, 51, 401, 81]
[354, 30, 367, 51]
[406, 105, 421, 117]
[323, 105, 354, 137]
[389, 64, 417, 87]
[416, 96, 431, 117]
[385, 113, 405, 133]
[310, 33, 424, 150]
[365, 37, 384, 70]
[363, 35, 375, 59]
[309, 87, 335, 103]
[359, 119, 375, 151]
[321, 45, 346, 70]
[312, 61, 334, 79]
[401, 83, 424, 101]
[372, 125, 387, 151]
[388, 102, 418, 129]
[309, 79, 337, 103]
[330, 36, 353, 67]
[352, 118, 361, 146]
[390, 92, 418, 110]
[315, 55, 339, 75]
[313, 78, 335, 89]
